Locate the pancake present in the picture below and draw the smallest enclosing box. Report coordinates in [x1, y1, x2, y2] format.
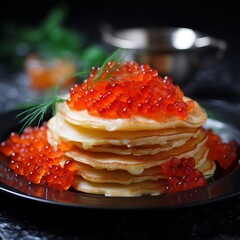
[48, 123, 195, 156]
[72, 160, 166, 184]
[64, 130, 208, 175]
[47, 112, 201, 148]
[72, 176, 166, 196]
[198, 158, 216, 176]
[71, 157, 215, 197]
[57, 97, 207, 131]
[60, 145, 209, 185]
[73, 138, 191, 156]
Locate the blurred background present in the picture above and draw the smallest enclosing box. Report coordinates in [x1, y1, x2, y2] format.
[0, 1, 240, 112]
[1, 2, 240, 240]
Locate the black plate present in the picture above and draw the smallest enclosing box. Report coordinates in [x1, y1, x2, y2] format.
[1, 100, 240, 210]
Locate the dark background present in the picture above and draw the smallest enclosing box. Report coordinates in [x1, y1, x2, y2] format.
[1, 1, 240, 43]
[1, 1, 240, 81]
[1, 2, 240, 240]
[1, 1, 240, 69]
[1, 1, 240, 104]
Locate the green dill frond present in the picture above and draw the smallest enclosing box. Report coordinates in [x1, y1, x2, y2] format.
[15, 49, 127, 133]
[89, 48, 128, 87]
[16, 89, 66, 133]
[15, 66, 92, 133]
[60, 68, 90, 85]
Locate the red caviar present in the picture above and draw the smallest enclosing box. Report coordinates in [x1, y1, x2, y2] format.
[206, 129, 238, 169]
[0, 124, 76, 190]
[162, 157, 207, 193]
[161, 131, 239, 193]
[67, 61, 194, 121]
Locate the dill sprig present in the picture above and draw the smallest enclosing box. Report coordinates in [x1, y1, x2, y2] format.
[88, 48, 127, 88]
[16, 68, 90, 133]
[16, 88, 66, 133]
[16, 49, 128, 132]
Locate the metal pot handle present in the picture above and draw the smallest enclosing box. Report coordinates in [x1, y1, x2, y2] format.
[195, 36, 227, 67]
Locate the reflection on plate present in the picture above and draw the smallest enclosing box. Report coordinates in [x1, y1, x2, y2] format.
[0, 101, 240, 210]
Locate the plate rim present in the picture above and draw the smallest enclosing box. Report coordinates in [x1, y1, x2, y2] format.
[1, 106, 240, 210]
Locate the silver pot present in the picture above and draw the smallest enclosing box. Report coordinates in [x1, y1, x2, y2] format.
[101, 26, 227, 86]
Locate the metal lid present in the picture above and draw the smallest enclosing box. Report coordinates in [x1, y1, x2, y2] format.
[102, 27, 226, 52]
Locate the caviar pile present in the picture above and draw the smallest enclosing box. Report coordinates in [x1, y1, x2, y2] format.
[160, 130, 238, 193]
[67, 61, 194, 121]
[206, 130, 238, 169]
[0, 124, 76, 190]
[162, 157, 207, 193]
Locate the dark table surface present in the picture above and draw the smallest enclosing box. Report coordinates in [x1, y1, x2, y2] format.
[1, 3, 240, 240]
[1, 193, 240, 240]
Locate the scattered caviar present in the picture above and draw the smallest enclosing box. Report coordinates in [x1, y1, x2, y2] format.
[0, 124, 76, 190]
[206, 129, 238, 169]
[162, 157, 207, 193]
[67, 61, 194, 121]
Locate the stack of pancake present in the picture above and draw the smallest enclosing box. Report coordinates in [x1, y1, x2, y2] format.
[47, 97, 215, 196]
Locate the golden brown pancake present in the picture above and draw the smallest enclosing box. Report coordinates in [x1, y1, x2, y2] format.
[71, 158, 215, 197]
[64, 130, 207, 175]
[72, 160, 166, 184]
[72, 176, 166, 196]
[57, 97, 207, 131]
[48, 124, 196, 156]
[48, 112, 201, 148]
[73, 138, 191, 156]
[198, 158, 216, 176]
[61, 145, 210, 185]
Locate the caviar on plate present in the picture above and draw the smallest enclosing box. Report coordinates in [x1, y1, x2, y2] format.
[0, 124, 76, 190]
